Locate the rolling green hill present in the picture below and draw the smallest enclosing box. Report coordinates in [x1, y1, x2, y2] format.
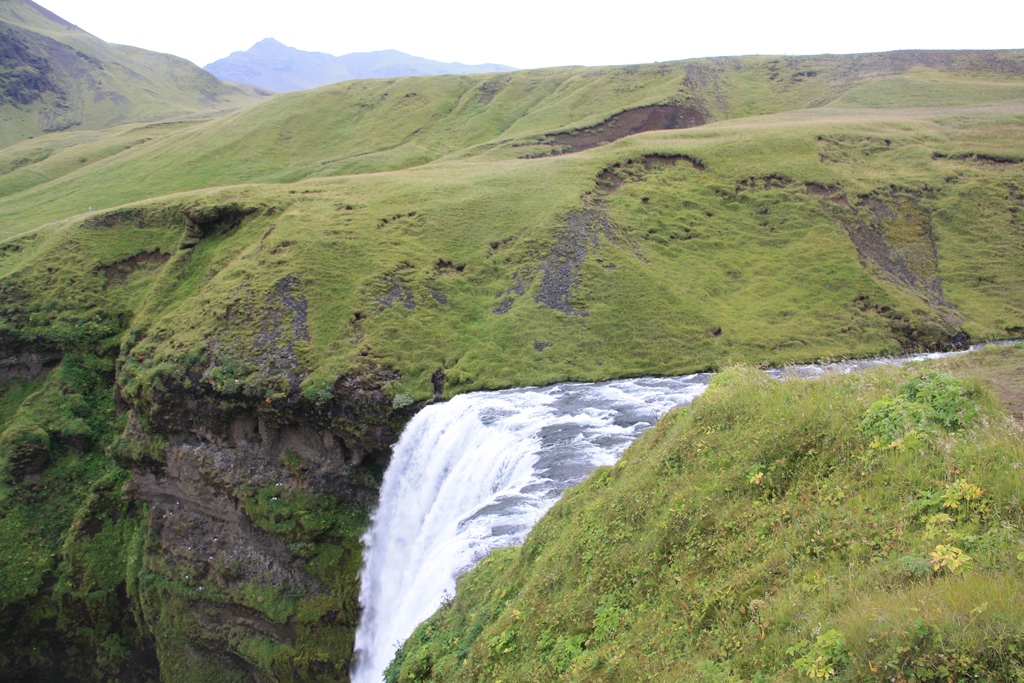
[0, 0, 266, 148]
[0, 31, 1023, 682]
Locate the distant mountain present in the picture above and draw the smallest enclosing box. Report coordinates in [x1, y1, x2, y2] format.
[0, 0, 268, 148]
[204, 38, 516, 92]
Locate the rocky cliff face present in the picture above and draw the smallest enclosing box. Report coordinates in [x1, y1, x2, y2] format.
[0, 198, 422, 678]
[0, 327, 418, 681]
[113, 361, 419, 681]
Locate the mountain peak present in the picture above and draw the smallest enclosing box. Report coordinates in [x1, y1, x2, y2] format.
[204, 41, 516, 92]
[251, 37, 288, 50]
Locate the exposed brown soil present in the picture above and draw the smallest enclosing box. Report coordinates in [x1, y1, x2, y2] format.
[595, 153, 703, 195]
[804, 182, 853, 209]
[988, 363, 1024, 419]
[100, 249, 170, 286]
[180, 203, 263, 248]
[843, 193, 950, 307]
[83, 208, 145, 229]
[546, 105, 706, 153]
[737, 174, 793, 191]
[932, 151, 1024, 165]
[838, 190, 969, 351]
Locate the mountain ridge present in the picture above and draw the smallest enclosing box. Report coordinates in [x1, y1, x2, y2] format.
[0, 0, 267, 148]
[203, 37, 516, 92]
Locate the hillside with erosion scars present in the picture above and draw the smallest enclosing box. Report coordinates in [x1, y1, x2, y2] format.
[1, 31, 1024, 682]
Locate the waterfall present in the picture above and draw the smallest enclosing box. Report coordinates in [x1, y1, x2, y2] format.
[349, 373, 712, 682]
[348, 341, 1007, 682]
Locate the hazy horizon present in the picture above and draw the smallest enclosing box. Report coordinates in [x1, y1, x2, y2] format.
[35, 0, 1023, 72]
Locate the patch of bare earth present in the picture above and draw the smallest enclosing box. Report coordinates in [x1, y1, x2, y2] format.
[100, 249, 171, 287]
[495, 154, 693, 319]
[804, 182, 853, 210]
[840, 191, 953, 311]
[546, 105, 706, 154]
[938, 347, 1024, 420]
[833, 189, 974, 350]
[987, 362, 1024, 420]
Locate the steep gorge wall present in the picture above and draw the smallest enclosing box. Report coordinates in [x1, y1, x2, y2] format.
[0, 202, 423, 682]
[117, 369, 417, 681]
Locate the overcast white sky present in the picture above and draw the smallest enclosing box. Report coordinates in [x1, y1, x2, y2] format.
[37, 0, 1023, 70]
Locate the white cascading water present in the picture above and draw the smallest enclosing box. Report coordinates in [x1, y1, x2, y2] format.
[349, 342, 1004, 682]
[349, 373, 711, 682]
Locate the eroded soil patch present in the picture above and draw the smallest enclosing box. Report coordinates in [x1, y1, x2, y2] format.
[100, 249, 171, 287]
[377, 279, 416, 310]
[595, 154, 703, 194]
[495, 208, 629, 317]
[181, 203, 263, 248]
[478, 75, 511, 104]
[804, 182, 853, 209]
[933, 151, 1024, 165]
[495, 155, 680, 316]
[546, 105, 706, 154]
[840, 190, 960, 329]
[533, 209, 616, 316]
[83, 209, 145, 229]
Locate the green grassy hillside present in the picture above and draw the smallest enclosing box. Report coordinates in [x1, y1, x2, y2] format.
[3, 50, 1023, 234]
[390, 346, 1024, 682]
[1, 44, 1023, 682]
[0, 0, 265, 148]
[2, 98, 1022, 404]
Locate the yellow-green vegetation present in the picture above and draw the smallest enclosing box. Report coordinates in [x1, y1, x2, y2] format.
[390, 345, 1024, 682]
[3, 101, 1024, 404]
[0, 0, 262, 148]
[0, 351, 158, 680]
[2, 44, 1024, 682]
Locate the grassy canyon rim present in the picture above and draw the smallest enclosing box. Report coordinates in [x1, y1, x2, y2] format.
[1, 7, 1024, 678]
[389, 345, 1024, 682]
